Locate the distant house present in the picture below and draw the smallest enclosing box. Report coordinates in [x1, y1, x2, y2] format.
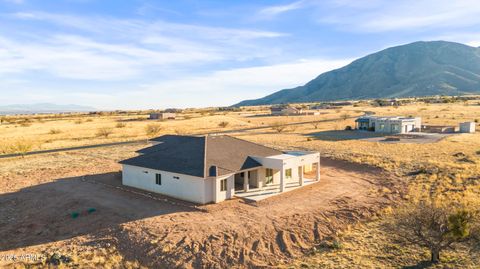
[270, 105, 302, 116]
[355, 116, 422, 134]
[459, 122, 476, 133]
[119, 135, 320, 204]
[149, 112, 176, 120]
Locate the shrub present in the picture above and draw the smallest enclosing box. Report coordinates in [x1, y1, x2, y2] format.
[311, 122, 320, 129]
[271, 122, 287, 133]
[146, 124, 162, 137]
[345, 126, 353, 131]
[116, 122, 126, 128]
[74, 119, 83, 124]
[218, 121, 229, 128]
[9, 140, 34, 156]
[49, 129, 62, 134]
[341, 113, 350, 121]
[96, 128, 113, 138]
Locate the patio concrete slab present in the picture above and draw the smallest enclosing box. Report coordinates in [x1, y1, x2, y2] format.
[234, 179, 317, 202]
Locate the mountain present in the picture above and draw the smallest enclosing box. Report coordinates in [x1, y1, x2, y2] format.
[0, 103, 96, 115]
[236, 41, 480, 106]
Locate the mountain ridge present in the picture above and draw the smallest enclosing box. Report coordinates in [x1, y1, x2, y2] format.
[235, 41, 480, 106]
[0, 103, 96, 115]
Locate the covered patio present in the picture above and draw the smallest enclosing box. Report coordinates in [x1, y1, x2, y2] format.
[234, 151, 320, 201]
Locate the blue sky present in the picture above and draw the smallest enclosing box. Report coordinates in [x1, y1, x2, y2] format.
[1, 0, 480, 109]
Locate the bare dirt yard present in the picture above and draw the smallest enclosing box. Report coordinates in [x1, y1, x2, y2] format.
[0, 145, 402, 268]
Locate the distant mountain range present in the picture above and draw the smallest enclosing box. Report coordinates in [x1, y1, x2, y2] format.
[236, 41, 480, 106]
[0, 103, 96, 115]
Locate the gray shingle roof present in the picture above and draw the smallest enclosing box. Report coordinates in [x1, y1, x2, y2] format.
[120, 135, 282, 178]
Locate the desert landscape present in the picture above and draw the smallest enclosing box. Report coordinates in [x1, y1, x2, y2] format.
[1, 98, 480, 268]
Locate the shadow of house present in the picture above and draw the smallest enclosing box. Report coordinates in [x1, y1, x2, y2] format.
[0, 172, 197, 251]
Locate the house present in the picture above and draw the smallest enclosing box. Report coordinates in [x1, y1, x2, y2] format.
[355, 116, 422, 134]
[119, 135, 320, 204]
[149, 112, 176, 120]
[270, 105, 302, 116]
[459, 122, 476, 133]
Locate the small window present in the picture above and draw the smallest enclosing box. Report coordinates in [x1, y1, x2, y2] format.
[285, 168, 292, 179]
[173, 176, 180, 179]
[220, 179, 227, 192]
[265, 168, 273, 184]
[155, 173, 161, 185]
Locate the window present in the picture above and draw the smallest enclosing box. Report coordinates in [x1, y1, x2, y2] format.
[265, 168, 273, 184]
[379, 123, 385, 131]
[220, 179, 227, 191]
[155, 173, 161, 185]
[285, 168, 292, 179]
[391, 124, 400, 132]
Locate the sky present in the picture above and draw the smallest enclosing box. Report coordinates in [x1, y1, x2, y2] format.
[1, 0, 480, 110]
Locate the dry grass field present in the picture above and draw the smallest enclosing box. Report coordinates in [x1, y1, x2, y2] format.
[1, 100, 480, 268]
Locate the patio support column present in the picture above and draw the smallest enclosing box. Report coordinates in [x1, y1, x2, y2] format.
[316, 155, 321, 182]
[299, 166, 304, 186]
[280, 169, 285, 192]
[243, 171, 249, 192]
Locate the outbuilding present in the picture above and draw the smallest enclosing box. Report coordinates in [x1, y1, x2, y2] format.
[459, 122, 476, 133]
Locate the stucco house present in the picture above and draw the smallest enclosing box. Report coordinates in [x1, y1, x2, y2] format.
[149, 112, 176, 120]
[355, 116, 421, 134]
[270, 105, 303, 116]
[120, 135, 320, 204]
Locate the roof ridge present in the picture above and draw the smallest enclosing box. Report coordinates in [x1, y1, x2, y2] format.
[220, 135, 282, 153]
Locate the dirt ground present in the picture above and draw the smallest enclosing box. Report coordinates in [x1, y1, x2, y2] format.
[0, 146, 403, 268]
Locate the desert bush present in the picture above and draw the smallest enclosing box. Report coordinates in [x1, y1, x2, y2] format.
[49, 129, 62, 134]
[391, 200, 480, 264]
[115, 122, 127, 128]
[74, 119, 83, 124]
[96, 128, 113, 138]
[311, 122, 320, 129]
[218, 121, 229, 128]
[345, 126, 353, 131]
[271, 122, 287, 133]
[341, 113, 350, 121]
[145, 124, 162, 137]
[8, 140, 34, 156]
[85, 118, 93, 122]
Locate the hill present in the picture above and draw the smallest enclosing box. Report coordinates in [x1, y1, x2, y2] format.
[0, 103, 96, 115]
[236, 41, 480, 106]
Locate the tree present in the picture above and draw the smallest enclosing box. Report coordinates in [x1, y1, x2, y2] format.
[392, 201, 479, 263]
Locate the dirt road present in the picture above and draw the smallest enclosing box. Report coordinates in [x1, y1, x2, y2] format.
[0, 146, 402, 268]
